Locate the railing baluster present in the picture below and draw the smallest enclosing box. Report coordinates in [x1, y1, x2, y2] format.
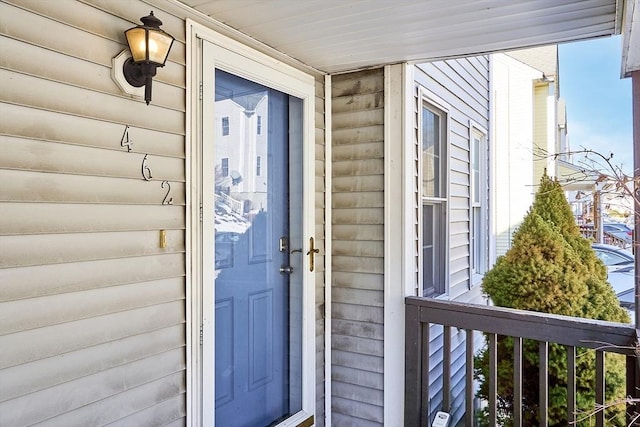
[421, 322, 431, 425]
[443, 326, 451, 412]
[514, 336, 523, 427]
[489, 333, 497, 426]
[539, 341, 548, 427]
[626, 353, 639, 426]
[566, 345, 576, 425]
[595, 350, 605, 427]
[404, 302, 421, 427]
[465, 329, 474, 427]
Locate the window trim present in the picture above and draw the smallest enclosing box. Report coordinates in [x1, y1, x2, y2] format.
[470, 121, 488, 286]
[418, 87, 451, 298]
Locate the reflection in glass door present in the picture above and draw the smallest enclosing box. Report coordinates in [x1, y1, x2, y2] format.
[213, 69, 303, 426]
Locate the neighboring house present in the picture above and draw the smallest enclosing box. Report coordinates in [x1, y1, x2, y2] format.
[491, 52, 543, 257]
[491, 45, 630, 249]
[1, 1, 638, 426]
[491, 45, 577, 257]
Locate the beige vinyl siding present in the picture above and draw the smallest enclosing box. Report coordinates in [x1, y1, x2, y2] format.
[414, 57, 490, 426]
[0, 1, 187, 425]
[331, 68, 385, 426]
[314, 75, 327, 426]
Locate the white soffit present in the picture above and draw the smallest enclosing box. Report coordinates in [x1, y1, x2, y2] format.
[178, 0, 622, 73]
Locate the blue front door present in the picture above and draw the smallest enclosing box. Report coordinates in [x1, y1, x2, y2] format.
[213, 70, 303, 426]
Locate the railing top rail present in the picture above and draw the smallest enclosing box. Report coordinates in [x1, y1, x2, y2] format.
[406, 296, 638, 355]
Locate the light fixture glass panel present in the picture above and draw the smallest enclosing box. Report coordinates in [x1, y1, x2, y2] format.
[147, 31, 174, 65]
[125, 27, 148, 62]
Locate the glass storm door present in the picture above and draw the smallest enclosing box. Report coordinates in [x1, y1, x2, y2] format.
[213, 69, 303, 427]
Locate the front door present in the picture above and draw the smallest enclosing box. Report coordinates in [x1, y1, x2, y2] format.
[213, 70, 302, 426]
[198, 35, 314, 427]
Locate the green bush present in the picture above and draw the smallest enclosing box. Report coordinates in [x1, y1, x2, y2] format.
[475, 173, 630, 426]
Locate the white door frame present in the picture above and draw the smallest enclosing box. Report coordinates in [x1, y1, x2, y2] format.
[186, 20, 316, 427]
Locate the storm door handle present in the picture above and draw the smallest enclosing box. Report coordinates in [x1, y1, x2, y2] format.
[306, 237, 320, 272]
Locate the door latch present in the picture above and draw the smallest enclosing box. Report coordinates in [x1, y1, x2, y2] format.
[279, 264, 294, 275]
[306, 237, 320, 272]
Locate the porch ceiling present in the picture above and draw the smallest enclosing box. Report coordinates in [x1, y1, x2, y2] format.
[177, 0, 623, 73]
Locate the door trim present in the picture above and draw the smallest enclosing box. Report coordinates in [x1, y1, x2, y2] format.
[187, 20, 316, 427]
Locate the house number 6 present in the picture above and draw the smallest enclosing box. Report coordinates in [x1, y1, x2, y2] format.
[141, 154, 152, 181]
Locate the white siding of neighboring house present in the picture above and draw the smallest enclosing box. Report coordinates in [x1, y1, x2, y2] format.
[331, 68, 385, 426]
[0, 1, 327, 425]
[412, 57, 490, 425]
[506, 46, 560, 185]
[491, 53, 543, 257]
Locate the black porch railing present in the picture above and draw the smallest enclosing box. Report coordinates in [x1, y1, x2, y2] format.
[405, 297, 639, 426]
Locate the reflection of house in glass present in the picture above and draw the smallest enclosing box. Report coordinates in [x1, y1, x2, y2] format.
[215, 90, 269, 218]
[214, 83, 271, 272]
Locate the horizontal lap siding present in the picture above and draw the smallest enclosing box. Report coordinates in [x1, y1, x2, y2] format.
[315, 75, 327, 426]
[331, 69, 385, 426]
[414, 57, 490, 426]
[0, 1, 186, 425]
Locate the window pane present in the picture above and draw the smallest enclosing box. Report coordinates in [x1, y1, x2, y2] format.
[221, 157, 229, 177]
[422, 204, 434, 295]
[222, 117, 230, 136]
[423, 202, 445, 296]
[472, 136, 480, 204]
[422, 108, 440, 197]
[472, 207, 481, 273]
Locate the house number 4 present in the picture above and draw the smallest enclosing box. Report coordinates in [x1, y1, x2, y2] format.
[121, 125, 133, 152]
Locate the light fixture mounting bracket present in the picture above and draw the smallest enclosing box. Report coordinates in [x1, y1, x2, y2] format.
[122, 57, 146, 88]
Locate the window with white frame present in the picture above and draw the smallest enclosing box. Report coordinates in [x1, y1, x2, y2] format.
[421, 99, 448, 297]
[222, 116, 230, 136]
[221, 157, 229, 177]
[470, 127, 488, 279]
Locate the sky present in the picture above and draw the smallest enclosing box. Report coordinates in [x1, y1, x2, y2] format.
[558, 36, 634, 174]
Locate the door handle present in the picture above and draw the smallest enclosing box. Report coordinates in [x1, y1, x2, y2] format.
[306, 237, 320, 272]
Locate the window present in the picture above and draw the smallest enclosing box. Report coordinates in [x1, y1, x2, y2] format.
[257, 115, 262, 135]
[221, 157, 229, 177]
[471, 127, 487, 278]
[421, 100, 448, 297]
[256, 156, 261, 176]
[222, 116, 230, 136]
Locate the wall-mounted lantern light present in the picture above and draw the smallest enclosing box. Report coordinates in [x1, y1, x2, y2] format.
[123, 11, 174, 105]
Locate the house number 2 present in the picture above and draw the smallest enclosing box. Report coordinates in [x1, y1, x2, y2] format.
[162, 180, 173, 205]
